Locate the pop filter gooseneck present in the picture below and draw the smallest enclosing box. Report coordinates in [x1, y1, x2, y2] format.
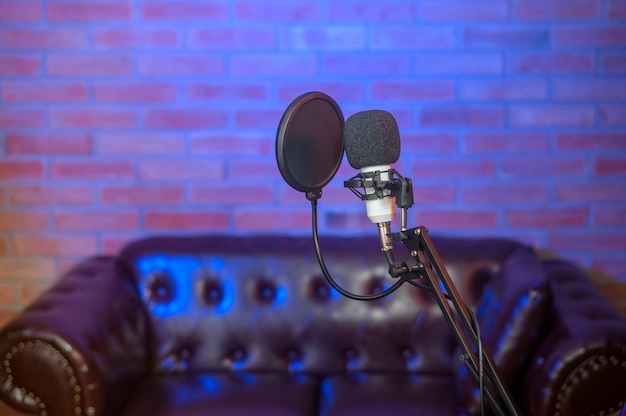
[276, 91, 345, 200]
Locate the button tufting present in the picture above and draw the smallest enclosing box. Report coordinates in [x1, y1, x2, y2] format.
[308, 276, 331, 303]
[200, 279, 224, 306]
[145, 270, 175, 304]
[254, 279, 276, 304]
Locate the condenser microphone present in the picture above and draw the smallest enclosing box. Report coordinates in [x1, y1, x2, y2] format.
[343, 110, 401, 252]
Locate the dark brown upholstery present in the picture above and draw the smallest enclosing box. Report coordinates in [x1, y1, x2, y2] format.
[1, 235, 625, 415]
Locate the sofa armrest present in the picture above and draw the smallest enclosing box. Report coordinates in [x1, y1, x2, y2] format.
[0, 256, 149, 416]
[520, 259, 626, 416]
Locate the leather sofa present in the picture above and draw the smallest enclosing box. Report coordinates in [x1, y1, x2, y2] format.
[1, 234, 625, 415]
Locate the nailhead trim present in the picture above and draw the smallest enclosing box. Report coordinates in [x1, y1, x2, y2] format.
[3, 339, 83, 416]
[554, 354, 626, 416]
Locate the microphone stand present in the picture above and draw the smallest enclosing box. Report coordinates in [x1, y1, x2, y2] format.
[308, 171, 522, 416]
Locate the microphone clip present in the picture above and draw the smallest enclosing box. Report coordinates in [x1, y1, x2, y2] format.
[344, 169, 414, 208]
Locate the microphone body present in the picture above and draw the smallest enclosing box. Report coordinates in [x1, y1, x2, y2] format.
[343, 110, 401, 252]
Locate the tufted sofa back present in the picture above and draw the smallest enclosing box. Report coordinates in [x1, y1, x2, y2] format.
[118, 234, 538, 379]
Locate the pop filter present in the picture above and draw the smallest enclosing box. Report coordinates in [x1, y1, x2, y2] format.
[276, 91, 344, 196]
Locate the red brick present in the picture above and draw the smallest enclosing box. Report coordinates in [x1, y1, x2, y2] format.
[323, 208, 376, 230]
[609, 0, 626, 19]
[50, 160, 134, 180]
[188, 27, 275, 50]
[142, 1, 228, 21]
[46, 1, 132, 22]
[277, 81, 364, 103]
[101, 234, 142, 255]
[234, 108, 285, 128]
[0, 54, 41, 76]
[191, 184, 274, 204]
[323, 53, 410, 76]
[186, 82, 270, 102]
[191, 133, 273, 155]
[280, 27, 365, 51]
[139, 159, 224, 181]
[232, 54, 317, 77]
[371, 26, 455, 50]
[419, 105, 504, 127]
[465, 132, 549, 153]
[555, 132, 626, 151]
[0, 310, 17, 327]
[547, 231, 626, 251]
[0, 210, 48, 231]
[50, 108, 137, 129]
[501, 156, 586, 178]
[2, 81, 88, 103]
[412, 209, 498, 230]
[0, 283, 15, 304]
[412, 184, 457, 204]
[234, 209, 310, 231]
[97, 133, 184, 155]
[0, 238, 6, 255]
[419, 1, 508, 22]
[462, 25, 548, 48]
[514, 0, 601, 20]
[412, 158, 496, 179]
[7, 133, 92, 155]
[509, 51, 594, 73]
[553, 78, 626, 100]
[138, 55, 225, 77]
[600, 52, 626, 73]
[459, 79, 547, 100]
[555, 182, 626, 202]
[54, 211, 139, 231]
[94, 82, 178, 103]
[145, 211, 229, 231]
[12, 234, 97, 256]
[19, 283, 51, 304]
[0, 28, 88, 49]
[236, 0, 321, 22]
[329, 0, 414, 22]
[600, 105, 626, 125]
[93, 28, 180, 49]
[0, 108, 45, 128]
[228, 159, 279, 180]
[101, 185, 184, 205]
[591, 257, 626, 281]
[462, 183, 547, 204]
[509, 104, 594, 126]
[504, 207, 588, 228]
[144, 108, 228, 129]
[401, 133, 458, 154]
[595, 207, 626, 226]
[371, 80, 454, 101]
[553, 24, 626, 47]
[9, 185, 94, 206]
[415, 52, 502, 75]
[47, 54, 133, 76]
[0, 0, 41, 23]
[594, 157, 626, 175]
[0, 161, 44, 180]
[0, 258, 55, 280]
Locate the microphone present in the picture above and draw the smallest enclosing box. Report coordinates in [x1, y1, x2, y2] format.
[343, 110, 401, 253]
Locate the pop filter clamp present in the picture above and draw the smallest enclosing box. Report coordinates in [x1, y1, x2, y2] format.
[276, 93, 521, 416]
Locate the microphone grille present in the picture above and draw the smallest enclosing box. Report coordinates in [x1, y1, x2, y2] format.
[343, 110, 400, 169]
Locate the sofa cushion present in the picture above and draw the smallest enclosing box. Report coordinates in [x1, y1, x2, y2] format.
[121, 372, 319, 416]
[319, 372, 457, 416]
[454, 245, 550, 414]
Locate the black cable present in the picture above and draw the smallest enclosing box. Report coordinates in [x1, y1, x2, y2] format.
[310, 199, 407, 301]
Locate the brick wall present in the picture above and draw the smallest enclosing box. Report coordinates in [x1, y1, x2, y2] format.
[1, 0, 625, 321]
